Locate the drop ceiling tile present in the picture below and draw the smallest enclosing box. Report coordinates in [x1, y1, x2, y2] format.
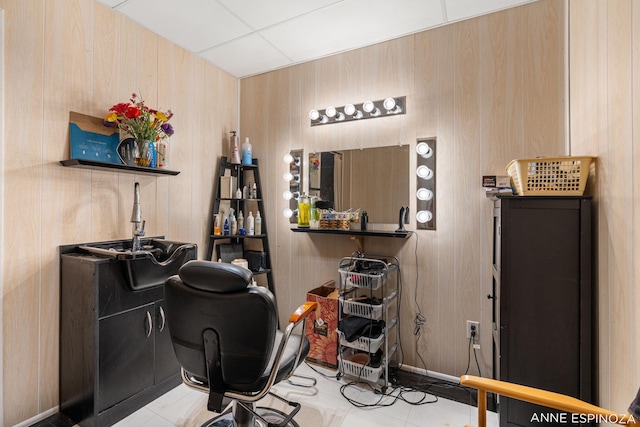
[96, 0, 126, 7]
[200, 34, 293, 78]
[116, 0, 252, 53]
[218, 0, 343, 30]
[259, 0, 444, 63]
[444, 0, 536, 22]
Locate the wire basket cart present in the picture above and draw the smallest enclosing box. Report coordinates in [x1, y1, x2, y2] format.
[336, 254, 400, 392]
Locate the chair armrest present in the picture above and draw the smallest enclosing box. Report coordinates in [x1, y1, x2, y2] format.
[289, 301, 317, 324]
[461, 375, 634, 424]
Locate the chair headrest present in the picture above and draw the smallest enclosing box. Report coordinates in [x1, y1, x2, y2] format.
[178, 260, 253, 293]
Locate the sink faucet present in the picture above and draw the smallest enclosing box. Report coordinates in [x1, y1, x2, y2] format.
[131, 182, 145, 251]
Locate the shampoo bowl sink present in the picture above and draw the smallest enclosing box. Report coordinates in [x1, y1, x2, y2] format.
[79, 238, 197, 290]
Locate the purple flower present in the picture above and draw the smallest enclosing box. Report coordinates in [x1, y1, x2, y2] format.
[161, 123, 174, 136]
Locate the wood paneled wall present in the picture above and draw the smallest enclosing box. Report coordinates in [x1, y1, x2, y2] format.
[241, 0, 565, 381]
[0, 1, 238, 425]
[569, 0, 640, 415]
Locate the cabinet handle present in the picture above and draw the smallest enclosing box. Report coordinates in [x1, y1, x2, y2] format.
[145, 311, 153, 337]
[159, 306, 166, 332]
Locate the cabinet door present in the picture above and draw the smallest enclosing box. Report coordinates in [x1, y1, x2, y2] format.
[98, 304, 155, 412]
[154, 300, 181, 384]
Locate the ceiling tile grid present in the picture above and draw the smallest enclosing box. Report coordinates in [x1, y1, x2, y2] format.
[97, 0, 537, 78]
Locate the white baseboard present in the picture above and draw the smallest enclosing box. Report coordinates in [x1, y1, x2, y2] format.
[398, 364, 461, 384]
[13, 406, 59, 427]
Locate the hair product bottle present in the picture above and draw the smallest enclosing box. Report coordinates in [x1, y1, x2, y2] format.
[255, 211, 262, 235]
[242, 137, 252, 165]
[230, 131, 241, 164]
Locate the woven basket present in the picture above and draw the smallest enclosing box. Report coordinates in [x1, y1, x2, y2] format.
[506, 156, 594, 196]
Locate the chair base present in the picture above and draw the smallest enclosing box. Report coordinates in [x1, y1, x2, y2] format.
[202, 407, 300, 427]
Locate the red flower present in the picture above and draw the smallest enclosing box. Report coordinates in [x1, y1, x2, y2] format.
[124, 106, 141, 119]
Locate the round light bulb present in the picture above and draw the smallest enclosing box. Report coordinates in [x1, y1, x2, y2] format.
[283, 153, 294, 164]
[326, 106, 337, 118]
[416, 142, 433, 158]
[344, 104, 356, 116]
[283, 171, 294, 182]
[416, 188, 434, 201]
[309, 110, 320, 121]
[283, 208, 294, 219]
[362, 100, 375, 113]
[383, 98, 396, 110]
[283, 191, 293, 200]
[416, 165, 433, 180]
[416, 210, 433, 223]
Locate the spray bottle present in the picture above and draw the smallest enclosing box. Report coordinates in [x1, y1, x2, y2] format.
[255, 211, 262, 235]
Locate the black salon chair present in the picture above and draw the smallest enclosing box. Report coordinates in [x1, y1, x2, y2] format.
[164, 260, 317, 427]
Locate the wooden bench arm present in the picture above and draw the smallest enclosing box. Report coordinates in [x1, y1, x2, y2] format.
[288, 301, 318, 324]
[461, 375, 635, 426]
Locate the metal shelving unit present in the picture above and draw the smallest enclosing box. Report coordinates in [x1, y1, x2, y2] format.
[336, 254, 400, 392]
[207, 157, 274, 297]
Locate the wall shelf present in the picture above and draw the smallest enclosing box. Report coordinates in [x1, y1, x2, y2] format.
[290, 227, 412, 239]
[60, 159, 180, 176]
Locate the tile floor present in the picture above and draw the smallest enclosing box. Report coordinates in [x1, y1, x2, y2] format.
[112, 363, 499, 427]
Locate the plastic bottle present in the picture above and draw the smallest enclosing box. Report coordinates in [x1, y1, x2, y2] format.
[223, 218, 230, 236]
[230, 131, 241, 164]
[235, 187, 242, 199]
[238, 210, 244, 232]
[242, 185, 249, 199]
[213, 214, 221, 235]
[247, 211, 255, 236]
[242, 137, 252, 165]
[252, 182, 258, 199]
[157, 141, 168, 168]
[230, 211, 237, 235]
[149, 141, 157, 168]
[297, 194, 310, 227]
[255, 211, 262, 235]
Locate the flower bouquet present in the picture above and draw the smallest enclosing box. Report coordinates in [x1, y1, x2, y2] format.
[104, 93, 174, 167]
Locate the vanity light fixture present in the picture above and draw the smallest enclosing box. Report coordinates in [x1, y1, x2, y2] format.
[309, 96, 405, 126]
[416, 137, 436, 230]
[284, 149, 303, 223]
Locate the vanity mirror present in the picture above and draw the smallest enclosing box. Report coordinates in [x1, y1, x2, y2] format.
[308, 145, 410, 224]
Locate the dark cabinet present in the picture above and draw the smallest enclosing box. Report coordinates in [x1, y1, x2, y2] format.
[60, 241, 196, 426]
[491, 196, 593, 426]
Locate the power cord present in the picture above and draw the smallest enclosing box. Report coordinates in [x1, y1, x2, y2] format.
[463, 326, 482, 377]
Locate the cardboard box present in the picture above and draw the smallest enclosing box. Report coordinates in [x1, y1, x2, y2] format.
[482, 175, 510, 188]
[305, 282, 339, 369]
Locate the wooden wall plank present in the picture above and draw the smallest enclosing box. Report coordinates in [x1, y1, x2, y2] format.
[1, 0, 44, 423]
[1, 1, 238, 424]
[240, 0, 566, 379]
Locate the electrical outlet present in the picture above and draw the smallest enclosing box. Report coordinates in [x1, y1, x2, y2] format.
[466, 320, 479, 339]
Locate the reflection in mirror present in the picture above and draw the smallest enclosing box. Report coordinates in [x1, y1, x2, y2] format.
[308, 145, 410, 224]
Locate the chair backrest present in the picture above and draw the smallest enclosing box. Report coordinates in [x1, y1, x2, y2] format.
[164, 260, 278, 386]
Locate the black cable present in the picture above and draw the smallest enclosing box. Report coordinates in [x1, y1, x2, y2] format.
[463, 336, 473, 376]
